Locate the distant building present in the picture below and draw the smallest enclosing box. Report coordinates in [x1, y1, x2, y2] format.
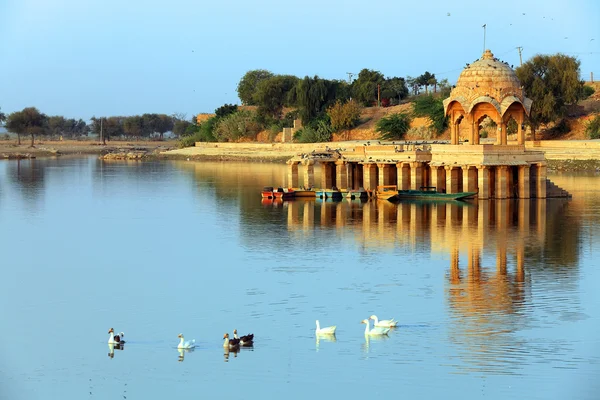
[196, 113, 215, 124]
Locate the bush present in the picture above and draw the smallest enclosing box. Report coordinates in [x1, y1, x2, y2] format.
[412, 95, 448, 135]
[583, 85, 595, 99]
[586, 114, 600, 139]
[326, 99, 362, 132]
[293, 119, 333, 143]
[376, 112, 412, 140]
[214, 110, 261, 142]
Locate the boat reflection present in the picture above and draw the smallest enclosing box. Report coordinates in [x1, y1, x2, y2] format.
[108, 343, 124, 359]
[315, 334, 337, 352]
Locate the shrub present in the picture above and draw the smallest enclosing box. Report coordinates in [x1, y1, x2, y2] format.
[293, 120, 333, 143]
[214, 110, 261, 142]
[586, 114, 600, 139]
[583, 85, 595, 99]
[376, 112, 412, 140]
[412, 95, 448, 135]
[406, 125, 435, 140]
[326, 99, 362, 132]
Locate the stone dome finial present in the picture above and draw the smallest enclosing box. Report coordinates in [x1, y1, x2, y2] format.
[482, 49, 494, 60]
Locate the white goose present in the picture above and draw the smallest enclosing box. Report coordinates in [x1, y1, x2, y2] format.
[108, 328, 125, 344]
[315, 320, 336, 335]
[369, 314, 399, 328]
[177, 333, 196, 349]
[361, 319, 390, 336]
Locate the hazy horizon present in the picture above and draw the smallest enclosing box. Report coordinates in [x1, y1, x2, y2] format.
[1, 0, 598, 121]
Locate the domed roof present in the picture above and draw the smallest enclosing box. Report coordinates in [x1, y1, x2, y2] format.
[456, 49, 521, 91]
[443, 49, 532, 117]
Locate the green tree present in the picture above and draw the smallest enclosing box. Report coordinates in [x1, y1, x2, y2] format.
[123, 115, 144, 138]
[417, 71, 435, 94]
[236, 69, 274, 105]
[254, 75, 299, 119]
[215, 104, 238, 119]
[213, 110, 261, 142]
[173, 118, 192, 137]
[352, 69, 385, 106]
[516, 53, 584, 138]
[376, 113, 412, 140]
[586, 115, 600, 139]
[294, 76, 328, 124]
[412, 95, 447, 135]
[5, 107, 47, 146]
[382, 77, 409, 104]
[0, 107, 6, 124]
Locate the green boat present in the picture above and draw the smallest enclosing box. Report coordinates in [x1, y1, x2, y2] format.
[396, 186, 477, 201]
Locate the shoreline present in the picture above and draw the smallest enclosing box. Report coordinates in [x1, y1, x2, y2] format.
[1, 139, 600, 172]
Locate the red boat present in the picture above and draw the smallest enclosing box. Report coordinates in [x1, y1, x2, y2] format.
[261, 186, 275, 199]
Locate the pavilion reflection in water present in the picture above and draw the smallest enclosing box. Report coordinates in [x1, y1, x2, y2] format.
[275, 197, 576, 373]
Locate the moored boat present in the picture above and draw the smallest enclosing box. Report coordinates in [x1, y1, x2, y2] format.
[292, 188, 316, 198]
[376, 185, 399, 201]
[397, 186, 476, 201]
[273, 187, 295, 200]
[315, 188, 343, 200]
[261, 186, 275, 199]
[345, 189, 370, 199]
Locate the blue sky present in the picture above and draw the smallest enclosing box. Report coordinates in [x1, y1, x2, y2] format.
[0, 0, 598, 121]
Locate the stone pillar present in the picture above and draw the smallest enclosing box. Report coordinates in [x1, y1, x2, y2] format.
[287, 161, 299, 188]
[353, 163, 362, 190]
[363, 163, 377, 190]
[477, 166, 490, 199]
[469, 116, 476, 144]
[410, 162, 423, 190]
[303, 160, 314, 189]
[445, 166, 459, 194]
[377, 164, 392, 187]
[518, 165, 530, 198]
[430, 166, 446, 192]
[496, 166, 508, 199]
[451, 123, 459, 145]
[501, 121, 508, 145]
[397, 162, 410, 190]
[517, 117, 525, 145]
[462, 166, 478, 193]
[536, 163, 547, 199]
[321, 162, 333, 189]
[335, 161, 348, 190]
[345, 163, 354, 190]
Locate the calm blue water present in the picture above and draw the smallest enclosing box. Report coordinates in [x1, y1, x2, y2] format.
[0, 157, 599, 400]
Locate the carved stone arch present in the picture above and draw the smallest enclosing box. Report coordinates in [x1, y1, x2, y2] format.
[443, 97, 468, 116]
[466, 96, 502, 116]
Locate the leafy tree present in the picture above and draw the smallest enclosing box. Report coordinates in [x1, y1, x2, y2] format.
[5, 107, 47, 146]
[213, 110, 261, 142]
[412, 95, 447, 135]
[406, 76, 420, 96]
[376, 113, 412, 140]
[516, 53, 584, 138]
[254, 75, 298, 119]
[382, 77, 409, 105]
[294, 75, 328, 124]
[123, 116, 144, 138]
[0, 107, 6, 124]
[173, 119, 192, 137]
[417, 71, 435, 94]
[236, 69, 274, 105]
[91, 116, 124, 143]
[352, 69, 385, 106]
[215, 104, 238, 119]
[327, 99, 362, 132]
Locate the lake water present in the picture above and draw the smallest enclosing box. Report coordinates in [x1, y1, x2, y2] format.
[0, 157, 599, 400]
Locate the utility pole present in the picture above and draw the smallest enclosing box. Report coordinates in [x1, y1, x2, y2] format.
[346, 72, 356, 84]
[377, 84, 381, 107]
[591, 72, 594, 83]
[482, 24, 487, 52]
[516, 46, 523, 66]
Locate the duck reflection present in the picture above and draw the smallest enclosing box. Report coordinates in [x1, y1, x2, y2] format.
[315, 333, 337, 352]
[108, 343, 125, 359]
[362, 333, 389, 354]
[178, 347, 195, 362]
[223, 347, 240, 362]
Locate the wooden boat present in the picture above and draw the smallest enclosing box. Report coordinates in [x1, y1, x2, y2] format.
[315, 188, 343, 200]
[261, 186, 275, 199]
[273, 187, 295, 200]
[292, 188, 316, 198]
[396, 186, 476, 201]
[376, 185, 399, 201]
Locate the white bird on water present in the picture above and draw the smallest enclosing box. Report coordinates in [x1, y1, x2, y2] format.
[177, 333, 196, 349]
[108, 328, 125, 344]
[369, 315, 399, 328]
[361, 319, 390, 336]
[315, 320, 336, 335]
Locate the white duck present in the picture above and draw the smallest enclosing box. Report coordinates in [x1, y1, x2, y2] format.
[315, 320, 336, 335]
[177, 333, 196, 349]
[361, 319, 390, 336]
[108, 328, 125, 344]
[369, 314, 398, 328]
